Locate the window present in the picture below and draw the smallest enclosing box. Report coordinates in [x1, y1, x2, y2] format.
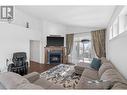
[124, 15, 127, 31]
[109, 26, 113, 40]
[119, 15, 125, 34]
[109, 6, 127, 40]
[76, 40, 91, 59]
[79, 42, 83, 55]
[112, 18, 119, 37]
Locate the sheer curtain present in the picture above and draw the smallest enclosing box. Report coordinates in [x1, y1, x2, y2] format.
[70, 32, 94, 64]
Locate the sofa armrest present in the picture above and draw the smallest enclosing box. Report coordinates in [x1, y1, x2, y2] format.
[23, 72, 40, 83]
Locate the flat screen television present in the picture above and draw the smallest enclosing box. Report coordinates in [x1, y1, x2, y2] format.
[47, 36, 64, 47]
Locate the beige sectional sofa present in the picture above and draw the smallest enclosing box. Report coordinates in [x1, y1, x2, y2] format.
[0, 57, 127, 89]
[75, 57, 127, 89]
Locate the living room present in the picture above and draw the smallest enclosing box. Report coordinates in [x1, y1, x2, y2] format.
[0, 1, 127, 93]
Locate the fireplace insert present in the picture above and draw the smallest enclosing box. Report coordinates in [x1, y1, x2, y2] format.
[48, 51, 62, 64]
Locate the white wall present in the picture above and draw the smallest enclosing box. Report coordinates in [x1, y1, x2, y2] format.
[0, 8, 42, 72]
[13, 8, 42, 33]
[106, 6, 127, 79]
[108, 32, 127, 78]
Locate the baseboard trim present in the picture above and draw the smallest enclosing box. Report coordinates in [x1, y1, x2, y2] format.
[30, 60, 40, 64]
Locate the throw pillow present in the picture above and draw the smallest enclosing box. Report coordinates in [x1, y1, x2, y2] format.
[90, 58, 102, 70]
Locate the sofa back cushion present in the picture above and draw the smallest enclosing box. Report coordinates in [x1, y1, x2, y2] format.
[98, 62, 114, 78]
[100, 69, 127, 85]
[82, 68, 99, 80]
[90, 58, 102, 70]
[100, 57, 109, 64]
[0, 72, 29, 89]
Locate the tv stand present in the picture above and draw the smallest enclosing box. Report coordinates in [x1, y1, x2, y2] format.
[44, 46, 67, 64]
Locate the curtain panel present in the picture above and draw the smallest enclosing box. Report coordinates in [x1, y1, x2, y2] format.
[66, 34, 74, 55]
[91, 29, 106, 58]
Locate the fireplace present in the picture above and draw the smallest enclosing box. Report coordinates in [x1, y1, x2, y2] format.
[44, 46, 66, 64]
[48, 51, 62, 64]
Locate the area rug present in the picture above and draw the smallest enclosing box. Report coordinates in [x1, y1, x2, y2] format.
[40, 64, 81, 89]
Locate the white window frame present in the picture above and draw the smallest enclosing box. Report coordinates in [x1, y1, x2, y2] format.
[109, 26, 113, 40]
[112, 18, 119, 38]
[109, 7, 127, 41]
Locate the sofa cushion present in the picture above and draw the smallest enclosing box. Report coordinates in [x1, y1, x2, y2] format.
[112, 82, 127, 89]
[34, 78, 63, 89]
[16, 83, 42, 89]
[0, 72, 29, 89]
[74, 62, 94, 75]
[49, 84, 64, 89]
[82, 68, 99, 80]
[76, 76, 112, 89]
[74, 62, 90, 70]
[23, 72, 40, 83]
[76, 76, 93, 89]
[98, 62, 114, 78]
[0, 82, 5, 89]
[100, 69, 127, 84]
[34, 78, 54, 89]
[90, 58, 101, 70]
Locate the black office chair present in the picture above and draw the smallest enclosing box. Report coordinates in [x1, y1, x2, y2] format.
[8, 52, 28, 76]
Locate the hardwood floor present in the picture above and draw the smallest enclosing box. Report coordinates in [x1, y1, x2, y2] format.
[28, 61, 59, 73]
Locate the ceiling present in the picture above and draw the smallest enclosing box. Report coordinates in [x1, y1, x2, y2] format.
[16, 6, 116, 28]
